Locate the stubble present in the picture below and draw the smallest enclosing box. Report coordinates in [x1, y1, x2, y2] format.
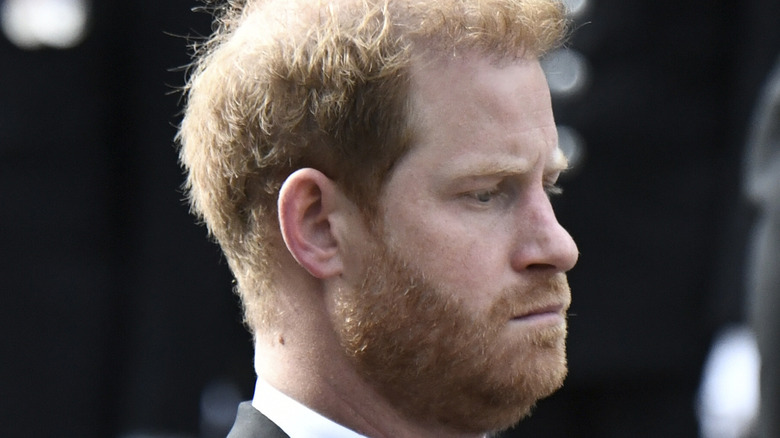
[332, 239, 571, 434]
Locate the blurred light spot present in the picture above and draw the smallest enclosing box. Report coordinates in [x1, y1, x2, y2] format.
[542, 48, 590, 98]
[697, 326, 760, 438]
[561, 0, 590, 18]
[1, 0, 89, 50]
[557, 124, 585, 172]
[200, 378, 242, 438]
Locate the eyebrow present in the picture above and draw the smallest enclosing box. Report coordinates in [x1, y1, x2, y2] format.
[452, 160, 532, 179]
[447, 148, 570, 180]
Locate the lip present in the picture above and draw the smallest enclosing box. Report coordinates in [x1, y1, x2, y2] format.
[510, 304, 566, 324]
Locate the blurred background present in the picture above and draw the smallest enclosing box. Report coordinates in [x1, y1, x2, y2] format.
[0, 0, 778, 437]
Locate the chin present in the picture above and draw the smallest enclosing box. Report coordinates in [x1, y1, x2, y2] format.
[460, 344, 568, 433]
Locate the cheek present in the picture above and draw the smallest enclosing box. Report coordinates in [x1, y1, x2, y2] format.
[387, 212, 462, 262]
[381, 191, 513, 298]
[389, 218, 505, 300]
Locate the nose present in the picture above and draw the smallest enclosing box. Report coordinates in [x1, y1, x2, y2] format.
[510, 190, 579, 273]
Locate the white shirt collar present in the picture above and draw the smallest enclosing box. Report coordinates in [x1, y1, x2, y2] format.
[251, 377, 368, 438]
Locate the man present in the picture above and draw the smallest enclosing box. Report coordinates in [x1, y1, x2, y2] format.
[178, 0, 578, 436]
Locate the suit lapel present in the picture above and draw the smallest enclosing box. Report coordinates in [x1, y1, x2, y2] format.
[226, 402, 290, 438]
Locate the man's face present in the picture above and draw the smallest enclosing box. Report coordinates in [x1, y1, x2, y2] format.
[332, 53, 579, 433]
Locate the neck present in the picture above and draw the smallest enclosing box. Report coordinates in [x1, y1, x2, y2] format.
[253, 319, 486, 438]
[253, 259, 487, 438]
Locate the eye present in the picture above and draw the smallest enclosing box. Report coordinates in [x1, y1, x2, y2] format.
[465, 184, 513, 207]
[469, 185, 508, 204]
[473, 189, 499, 203]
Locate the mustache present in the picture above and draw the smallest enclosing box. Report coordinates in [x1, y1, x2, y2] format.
[490, 273, 571, 321]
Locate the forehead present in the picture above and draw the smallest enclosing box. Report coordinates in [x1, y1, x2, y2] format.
[400, 52, 563, 175]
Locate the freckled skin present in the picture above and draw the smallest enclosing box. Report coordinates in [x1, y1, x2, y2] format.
[380, 53, 578, 313]
[332, 52, 580, 433]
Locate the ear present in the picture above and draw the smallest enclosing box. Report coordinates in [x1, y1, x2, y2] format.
[278, 168, 345, 279]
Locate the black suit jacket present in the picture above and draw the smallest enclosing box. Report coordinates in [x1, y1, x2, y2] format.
[226, 402, 289, 438]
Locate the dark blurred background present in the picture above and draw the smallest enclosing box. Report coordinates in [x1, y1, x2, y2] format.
[1, 1, 254, 437]
[1, 1, 778, 437]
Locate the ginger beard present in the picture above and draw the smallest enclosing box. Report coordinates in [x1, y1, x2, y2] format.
[332, 236, 572, 433]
